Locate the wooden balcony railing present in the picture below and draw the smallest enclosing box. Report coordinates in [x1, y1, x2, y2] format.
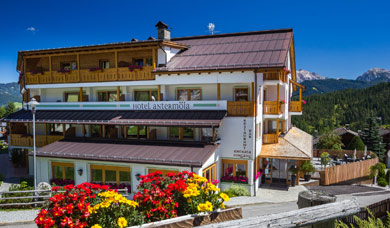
[263, 72, 288, 83]
[263, 101, 282, 115]
[289, 101, 302, 112]
[10, 134, 64, 147]
[263, 133, 278, 144]
[25, 66, 155, 84]
[227, 101, 255, 117]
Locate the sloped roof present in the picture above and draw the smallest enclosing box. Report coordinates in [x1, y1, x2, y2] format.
[155, 29, 293, 72]
[4, 110, 226, 127]
[333, 127, 359, 136]
[35, 139, 218, 167]
[260, 127, 313, 160]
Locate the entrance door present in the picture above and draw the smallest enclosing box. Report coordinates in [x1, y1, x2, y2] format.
[271, 159, 287, 184]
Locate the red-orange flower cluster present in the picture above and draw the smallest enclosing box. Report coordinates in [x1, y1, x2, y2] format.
[133, 171, 192, 222]
[35, 183, 110, 228]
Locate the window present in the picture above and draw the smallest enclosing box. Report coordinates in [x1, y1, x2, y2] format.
[183, 127, 194, 139]
[48, 123, 64, 135]
[202, 163, 217, 182]
[169, 127, 179, 140]
[99, 60, 110, 69]
[234, 88, 249, 101]
[60, 62, 77, 70]
[148, 168, 179, 176]
[134, 90, 158, 101]
[64, 92, 79, 102]
[201, 128, 214, 142]
[52, 162, 74, 181]
[145, 58, 153, 66]
[221, 159, 248, 178]
[169, 127, 195, 140]
[134, 59, 144, 66]
[98, 91, 118, 102]
[91, 125, 101, 137]
[126, 126, 147, 139]
[176, 89, 201, 101]
[90, 165, 131, 188]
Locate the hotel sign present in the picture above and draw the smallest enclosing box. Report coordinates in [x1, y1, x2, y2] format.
[29, 100, 227, 111]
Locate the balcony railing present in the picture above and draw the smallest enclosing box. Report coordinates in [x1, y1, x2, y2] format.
[227, 101, 255, 117]
[10, 134, 64, 147]
[25, 66, 155, 84]
[263, 72, 288, 83]
[289, 101, 302, 112]
[263, 101, 282, 115]
[263, 133, 278, 144]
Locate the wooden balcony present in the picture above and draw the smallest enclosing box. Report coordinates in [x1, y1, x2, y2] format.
[289, 101, 302, 112]
[263, 101, 282, 115]
[263, 133, 278, 144]
[25, 66, 155, 84]
[227, 101, 255, 117]
[263, 72, 288, 83]
[10, 134, 64, 147]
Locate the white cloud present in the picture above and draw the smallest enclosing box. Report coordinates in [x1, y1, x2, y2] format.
[26, 27, 36, 32]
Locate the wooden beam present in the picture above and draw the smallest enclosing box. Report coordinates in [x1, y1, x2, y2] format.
[179, 127, 183, 140]
[277, 84, 280, 114]
[299, 88, 302, 110]
[116, 86, 120, 101]
[115, 50, 118, 80]
[290, 79, 306, 89]
[49, 56, 52, 81]
[202, 200, 360, 228]
[276, 118, 279, 143]
[82, 124, 85, 137]
[157, 85, 161, 101]
[102, 125, 106, 138]
[62, 124, 66, 137]
[124, 126, 127, 138]
[152, 48, 156, 69]
[251, 82, 255, 102]
[77, 54, 80, 82]
[217, 83, 221, 100]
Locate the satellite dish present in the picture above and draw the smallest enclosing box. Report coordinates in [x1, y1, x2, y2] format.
[208, 23, 215, 35]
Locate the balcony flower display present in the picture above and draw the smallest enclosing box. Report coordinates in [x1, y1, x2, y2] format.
[280, 100, 286, 104]
[220, 175, 249, 184]
[57, 68, 71, 74]
[49, 178, 75, 186]
[254, 171, 262, 180]
[128, 65, 143, 72]
[284, 67, 291, 75]
[301, 99, 307, 104]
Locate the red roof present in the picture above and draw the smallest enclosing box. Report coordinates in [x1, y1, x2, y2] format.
[155, 29, 293, 72]
[35, 140, 218, 167]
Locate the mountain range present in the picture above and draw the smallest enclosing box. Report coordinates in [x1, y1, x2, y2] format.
[295, 68, 390, 97]
[0, 82, 22, 106]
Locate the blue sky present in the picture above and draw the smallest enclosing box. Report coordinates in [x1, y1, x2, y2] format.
[1, 0, 390, 82]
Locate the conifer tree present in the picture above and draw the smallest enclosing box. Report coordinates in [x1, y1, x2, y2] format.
[361, 114, 385, 160]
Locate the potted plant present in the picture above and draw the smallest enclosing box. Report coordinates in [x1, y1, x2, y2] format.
[300, 161, 316, 181]
[288, 165, 298, 187]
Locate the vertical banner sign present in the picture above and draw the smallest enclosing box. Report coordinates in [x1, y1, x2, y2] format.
[233, 118, 253, 159]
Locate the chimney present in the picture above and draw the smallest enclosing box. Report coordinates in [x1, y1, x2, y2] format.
[155, 21, 170, 40]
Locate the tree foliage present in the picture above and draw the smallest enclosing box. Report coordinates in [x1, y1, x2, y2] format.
[361, 114, 386, 160]
[336, 209, 390, 228]
[293, 82, 390, 135]
[317, 131, 344, 150]
[346, 136, 365, 151]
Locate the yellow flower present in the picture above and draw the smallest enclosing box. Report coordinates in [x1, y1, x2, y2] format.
[221, 203, 225, 209]
[197, 201, 213, 212]
[187, 198, 192, 203]
[219, 193, 230, 202]
[91, 225, 102, 228]
[117, 217, 128, 228]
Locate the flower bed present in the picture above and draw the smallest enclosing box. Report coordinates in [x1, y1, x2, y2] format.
[220, 175, 248, 184]
[50, 178, 75, 186]
[35, 171, 231, 228]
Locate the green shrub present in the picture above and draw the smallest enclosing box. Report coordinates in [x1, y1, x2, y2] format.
[0, 181, 34, 209]
[336, 209, 390, 227]
[378, 178, 388, 187]
[222, 184, 250, 198]
[300, 160, 316, 174]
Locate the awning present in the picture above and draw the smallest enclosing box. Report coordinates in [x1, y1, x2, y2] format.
[4, 110, 226, 127]
[33, 139, 219, 167]
[260, 127, 313, 160]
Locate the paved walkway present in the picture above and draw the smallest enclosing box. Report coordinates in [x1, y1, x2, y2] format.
[0, 210, 38, 226]
[225, 185, 307, 207]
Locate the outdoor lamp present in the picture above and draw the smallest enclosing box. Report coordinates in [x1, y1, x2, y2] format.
[28, 97, 39, 191]
[77, 168, 83, 176]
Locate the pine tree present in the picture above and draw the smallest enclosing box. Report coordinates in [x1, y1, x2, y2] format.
[4, 102, 16, 117]
[361, 114, 386, 160]
[346, 135, 365, 151]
